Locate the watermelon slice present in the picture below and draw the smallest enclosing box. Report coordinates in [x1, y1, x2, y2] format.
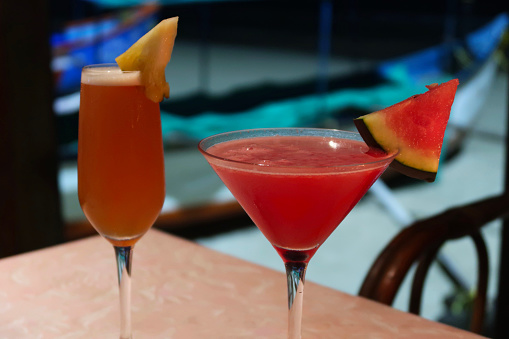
[354, 79, 459, 182]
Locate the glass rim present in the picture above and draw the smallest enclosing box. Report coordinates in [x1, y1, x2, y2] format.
[82, 63, 139, 73]
[198, 127, 398, 170]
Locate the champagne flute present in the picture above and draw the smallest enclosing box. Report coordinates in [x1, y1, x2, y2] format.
[78, 64, 165, 338]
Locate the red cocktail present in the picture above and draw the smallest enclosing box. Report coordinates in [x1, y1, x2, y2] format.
[199, 128, 397, 338]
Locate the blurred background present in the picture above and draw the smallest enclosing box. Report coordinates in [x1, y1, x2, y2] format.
[1, 0, 508, 336]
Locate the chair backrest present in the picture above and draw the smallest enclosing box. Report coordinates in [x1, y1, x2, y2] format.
[359, 194, 509, 334]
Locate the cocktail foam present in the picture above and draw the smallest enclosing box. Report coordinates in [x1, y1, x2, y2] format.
[81, 65, 141, 86]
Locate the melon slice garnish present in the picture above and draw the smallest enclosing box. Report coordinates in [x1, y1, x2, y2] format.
[354, 79, 459, 182]
[115, 17, 178, 103]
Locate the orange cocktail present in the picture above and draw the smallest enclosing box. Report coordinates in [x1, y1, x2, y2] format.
[78, 64, 165, 247]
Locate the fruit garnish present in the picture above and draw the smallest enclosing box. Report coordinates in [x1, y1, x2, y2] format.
[115, 17, 178, 103]
[354, 78, 459, 182]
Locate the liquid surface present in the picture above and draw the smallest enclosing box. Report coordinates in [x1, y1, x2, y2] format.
[205, 136, 393, 260]
[81, 65, 141, 86]
[207, 136, 389, 169]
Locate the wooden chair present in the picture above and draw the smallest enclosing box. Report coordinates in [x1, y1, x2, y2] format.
[359, 194, 509, 334]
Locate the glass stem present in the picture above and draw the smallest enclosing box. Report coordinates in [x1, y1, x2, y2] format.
[115, 246, 133, 339]
[285, 261, 307, 339]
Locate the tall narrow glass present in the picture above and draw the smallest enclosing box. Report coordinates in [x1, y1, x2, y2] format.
[199, 128, 397, 338]
[78, 64, 165, 338]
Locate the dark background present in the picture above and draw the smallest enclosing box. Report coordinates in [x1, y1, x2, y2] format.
[51, 0, 508, 60]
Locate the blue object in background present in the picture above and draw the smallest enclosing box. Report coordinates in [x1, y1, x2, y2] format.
[51, 5, 158, 95]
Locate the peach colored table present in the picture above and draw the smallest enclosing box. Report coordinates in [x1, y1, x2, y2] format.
[0, 229, 485, 339]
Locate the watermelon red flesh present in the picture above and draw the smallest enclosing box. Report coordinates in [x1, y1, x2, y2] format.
[354, 79, 459, 182]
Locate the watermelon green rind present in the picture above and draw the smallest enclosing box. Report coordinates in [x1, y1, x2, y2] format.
[390, 160, 437, 182]
[354, 78, 459, 183]
[354, 118, 438, 182]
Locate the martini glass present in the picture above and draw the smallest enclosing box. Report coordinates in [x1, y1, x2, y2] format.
[78, 64, 165, 338]
[199, 128, 397, 338]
